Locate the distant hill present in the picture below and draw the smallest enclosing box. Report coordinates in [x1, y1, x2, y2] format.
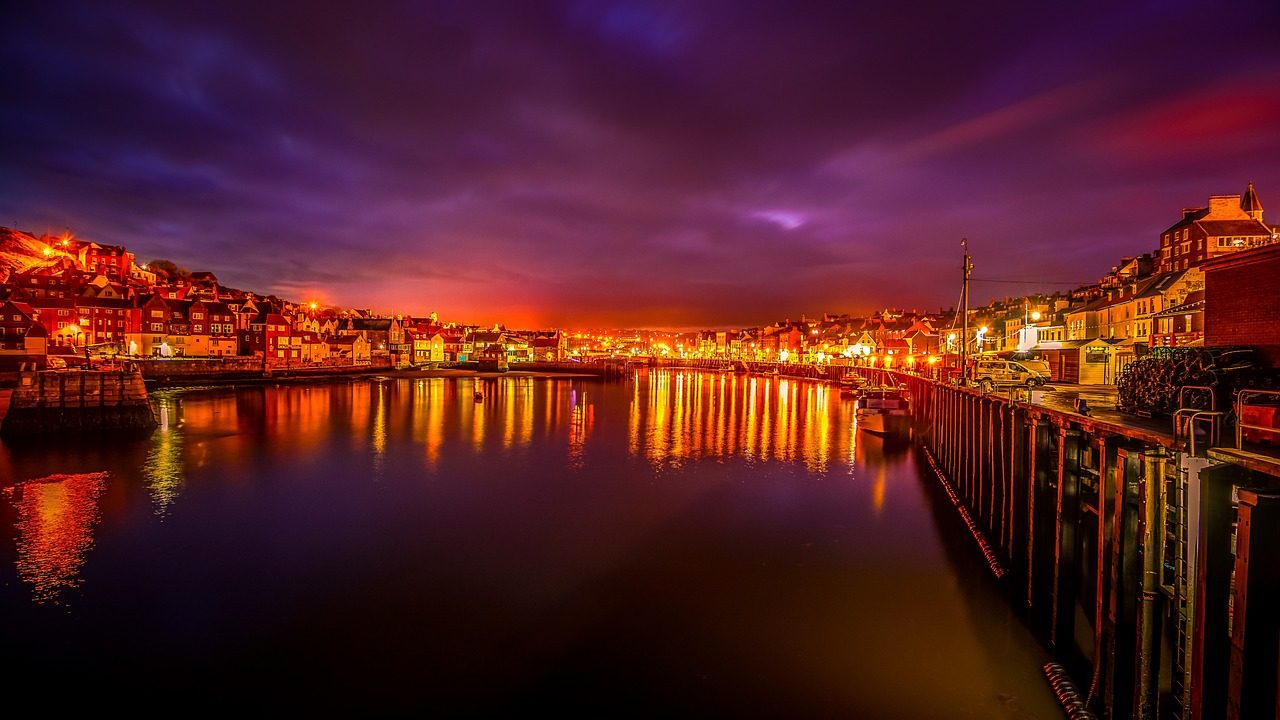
[0, 227, 76, 282]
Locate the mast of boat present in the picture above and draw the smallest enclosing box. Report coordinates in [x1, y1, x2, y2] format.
[960, 238, 972, 384]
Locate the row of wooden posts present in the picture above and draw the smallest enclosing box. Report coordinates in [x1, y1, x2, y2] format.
[849, 368, 1279, 720]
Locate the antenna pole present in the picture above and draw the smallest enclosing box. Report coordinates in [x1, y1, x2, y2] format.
[961, 238, 972, 384]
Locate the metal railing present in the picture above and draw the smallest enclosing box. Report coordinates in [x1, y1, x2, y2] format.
[1173, 409, 1222, 457]
[1172, 385, 1220, 456]
[1235, 388, 1280, 449]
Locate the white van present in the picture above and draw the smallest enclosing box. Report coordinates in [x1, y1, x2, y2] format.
[972, 359, 1046, 391]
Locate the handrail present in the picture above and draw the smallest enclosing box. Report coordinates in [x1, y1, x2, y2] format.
[1177, 385, 1214, 412]
[1172, 385, 1215, 439]
[1173, 409, 1223, 457]
[1235, 388, 1280, 449]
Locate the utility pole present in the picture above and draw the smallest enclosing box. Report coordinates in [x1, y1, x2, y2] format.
[960, 238, 972, 384]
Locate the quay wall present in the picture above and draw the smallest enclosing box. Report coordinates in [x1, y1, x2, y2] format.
[845, 367, 1280, 720]
[135, 356, 392, 385]
[1, 369, 156, 436]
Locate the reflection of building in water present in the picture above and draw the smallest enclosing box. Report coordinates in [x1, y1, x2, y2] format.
[4, 472, 109, 603]
[629, 370, 849, 473]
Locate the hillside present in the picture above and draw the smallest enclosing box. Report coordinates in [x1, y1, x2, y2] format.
[0, 227, 75, 282]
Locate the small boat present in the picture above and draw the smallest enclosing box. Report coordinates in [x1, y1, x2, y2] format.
[856, 373, 912, 438]
[474, 390, 484, 402]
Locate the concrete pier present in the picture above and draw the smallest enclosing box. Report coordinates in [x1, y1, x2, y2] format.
[0, 367, 156, 437]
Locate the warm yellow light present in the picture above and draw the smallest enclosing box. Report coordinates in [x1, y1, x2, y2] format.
[979, 326, 988, 334]
[928, 356, 940, 365]
[42, 247, 52, 257]
[1031, 311, 1041, 321]
[309, 301, 318, 310]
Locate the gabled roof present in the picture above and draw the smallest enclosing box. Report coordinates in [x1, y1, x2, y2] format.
[1133, 270, 1187, 299]
[1153, 290, 1205, 318]
[350, 318, 394, 331]
[2, 300, 37, 317]
[1196, 218, 1271, 236]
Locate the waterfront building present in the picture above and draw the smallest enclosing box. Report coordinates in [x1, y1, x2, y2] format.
[0, 300, 48, 367]
[1157, 182, 1276, 273]
[1203, 241, 1280, 366]
[328, 334, 370, 364]
[189, 300, 238, 356]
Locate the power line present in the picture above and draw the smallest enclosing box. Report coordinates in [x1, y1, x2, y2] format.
[970, 277, 1084, 286]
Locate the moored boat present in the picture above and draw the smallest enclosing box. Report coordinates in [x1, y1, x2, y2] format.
[855, 374, 912, 438]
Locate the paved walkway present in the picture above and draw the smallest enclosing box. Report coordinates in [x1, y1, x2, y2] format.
[974, 382, 1174, 441]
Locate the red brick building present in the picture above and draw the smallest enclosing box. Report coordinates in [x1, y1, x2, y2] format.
[76, 242, 134, 283]
[1158, 183, 1275, 273]
[1203, 242, 1280, 368]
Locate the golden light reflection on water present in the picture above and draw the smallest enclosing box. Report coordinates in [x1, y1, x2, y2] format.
[629, 370, 855, 475]
[4, 472, 108, 603]
[145, 422, 184, 517]
[105, 371, 875, 521]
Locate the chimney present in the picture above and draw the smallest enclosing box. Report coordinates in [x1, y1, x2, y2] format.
[1206, 194, 1244, 218]
[1183, 207, 1203, 220]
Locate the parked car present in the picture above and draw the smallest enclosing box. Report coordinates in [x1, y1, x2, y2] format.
[971, 359, 1047, 391]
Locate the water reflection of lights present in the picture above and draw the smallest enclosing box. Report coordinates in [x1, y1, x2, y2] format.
[628, 370, 853, 473]
[4, 472, 109, 603]
[372, 381, 388, 480]
[145, 395, 186, 516]
[568, 387, 593, 468]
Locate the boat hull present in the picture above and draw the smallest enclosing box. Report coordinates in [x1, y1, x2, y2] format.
[858, 411, 912, 437]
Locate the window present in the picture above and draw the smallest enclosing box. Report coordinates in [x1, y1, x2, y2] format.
[151, 310, 163, 318]
[58, 309, 70, 316]
[192, 312, 204, 320]
[150, 323, 163, 332]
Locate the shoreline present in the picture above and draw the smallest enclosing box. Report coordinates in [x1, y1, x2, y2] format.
[145, 366, 604, 390]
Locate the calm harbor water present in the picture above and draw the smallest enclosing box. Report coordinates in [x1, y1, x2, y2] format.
[1, 371, 1060, 717]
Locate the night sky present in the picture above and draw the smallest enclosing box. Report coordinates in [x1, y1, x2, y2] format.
[3, 1, 1279, 328]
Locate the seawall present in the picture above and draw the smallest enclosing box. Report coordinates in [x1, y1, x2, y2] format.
[1, 369, 157, 437]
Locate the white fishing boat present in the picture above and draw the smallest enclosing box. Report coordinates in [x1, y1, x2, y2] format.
[855, 373, 912, 437]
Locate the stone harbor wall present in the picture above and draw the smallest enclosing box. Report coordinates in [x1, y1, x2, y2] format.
[0, 369, 156, 437]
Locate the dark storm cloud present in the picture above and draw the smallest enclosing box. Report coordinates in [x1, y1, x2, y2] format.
[3, 0, 1279, 327]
